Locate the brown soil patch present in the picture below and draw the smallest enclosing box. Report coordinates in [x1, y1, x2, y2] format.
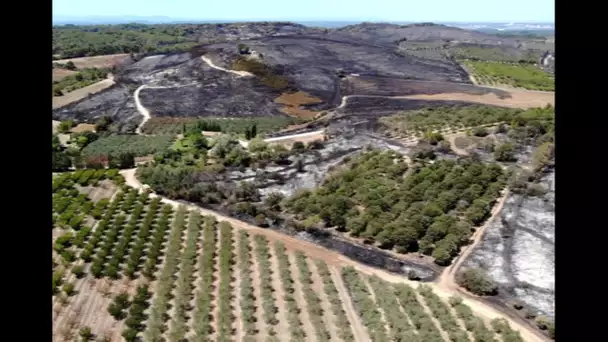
[275, 91, 323, 119]
[54, 54, 130, 69]
[404, 90, 554, 109]
[71, 123, 96, 133]
[53, 78, 115, 109]
[280, 106, 322, 119]
[53, 68, 77, 82]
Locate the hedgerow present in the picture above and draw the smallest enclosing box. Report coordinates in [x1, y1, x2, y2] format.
[341, 266, 389, 342]
[122, 286, 152, 342]
[367, 275, 418, 341]
[168, 211, 202, 341]
[490, 318, 524, 342]
[294, 251, 330, 342]
[253, 235, 279, 330]
[144, 206, 189, 342]
[449, 296, 498, 342]
[274, 242, 306, 341]
[192, 215, 218, 340]
[238, 230, 258, 337]
[141, 204, 174, 278]
[124, 197, 161, 278]
[418, 285, 470, 342]
[217, 222, 236, 341]
[392, 283, 444, 342]
[314, 260, 355, 341]
[105, 200, 146, 279]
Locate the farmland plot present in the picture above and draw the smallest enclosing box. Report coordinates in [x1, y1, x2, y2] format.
[52, 172, 529, 341]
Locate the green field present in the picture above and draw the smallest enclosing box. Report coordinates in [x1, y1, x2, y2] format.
[464, 61, 554, 91]
[81, 135, 175, 158]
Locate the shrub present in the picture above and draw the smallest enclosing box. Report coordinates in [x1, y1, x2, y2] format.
[71, 265, 85, 278]
[63, 283, 75, 296]
[455, 268, 498, 296]
[292, 141, 305, 150]
[472, 126, 489, 137]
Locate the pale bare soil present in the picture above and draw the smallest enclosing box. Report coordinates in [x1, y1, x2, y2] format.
[53, 277, 140, 342]
[54, 54, 130, 69]
[53, 78, 116, 109]
[404, 90, 554, 109]
[53, 68, 77, 82]
[119, 169, 548, 342]
[249, 237, 267, 340]
[71, 123, 97, 133]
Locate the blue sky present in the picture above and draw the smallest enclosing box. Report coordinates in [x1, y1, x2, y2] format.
[53, 0, 554, 22]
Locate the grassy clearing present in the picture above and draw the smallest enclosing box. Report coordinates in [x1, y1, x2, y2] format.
[82, 135, 174, 158]
[275, 91, 323, 119]
[464, 60, 554, 91]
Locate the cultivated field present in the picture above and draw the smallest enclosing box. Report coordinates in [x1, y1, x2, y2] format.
[52, 78, 116, 109]
[463, 61, 554, 92]
[52, 170, 534, 342]
[403, 90, 554, 109]
[54, 54, 131, 69]
[81, 135, 175, 158]
[274, 91, 323, 119]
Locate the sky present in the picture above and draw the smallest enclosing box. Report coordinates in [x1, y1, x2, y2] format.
[52, 0, 554, 23]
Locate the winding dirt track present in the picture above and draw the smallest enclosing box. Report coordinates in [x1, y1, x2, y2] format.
[120, 169, 548, 342]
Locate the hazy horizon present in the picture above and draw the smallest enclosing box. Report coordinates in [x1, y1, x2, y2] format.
[53, 0, 554, 23]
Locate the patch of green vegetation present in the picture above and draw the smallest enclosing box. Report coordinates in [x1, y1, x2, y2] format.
[464, 60, 554, 91]
[231, 57, 291, 90]
[82, 135, 174, 158]
[52, 24, 199, 58]
[284, 150, 507, 265]
[380, 105, 554, 146]
[452, 46, 539, 63]
[52, 68, 110, 95]
[141, 116, 299, 136]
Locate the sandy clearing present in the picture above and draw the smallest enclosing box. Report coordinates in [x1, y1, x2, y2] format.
[404, 91, 554, 109]
[53, 77, 115, 109]
[287, 252, 318, 342]
[54, 54, 130, 69]
[53, 68, 77, 82]
[338, 89, 553, 111]
[119, 169, 548, 342]
[329, 266, 371, 342]
[308, 258, 344, 342]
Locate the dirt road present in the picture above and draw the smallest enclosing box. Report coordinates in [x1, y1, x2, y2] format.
[200, 56, 253, 77]
[119, 169, 548, 342]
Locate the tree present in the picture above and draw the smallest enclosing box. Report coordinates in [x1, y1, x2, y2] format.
[472, 126, 488, 137]
[455, 268, 498, 296]
[436, 140, 451, 153]
[53, 151, 72, 171]
[423, 130, 444, 145]
[295, 158, 305, 172]
[494, 143, 517, 162]
[264, 192, 284, 211]
[58, 120, 75, 133]
[292, 141, 305, 151]
[532, 142, 554, 173]
[65, 61, 77, 70]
